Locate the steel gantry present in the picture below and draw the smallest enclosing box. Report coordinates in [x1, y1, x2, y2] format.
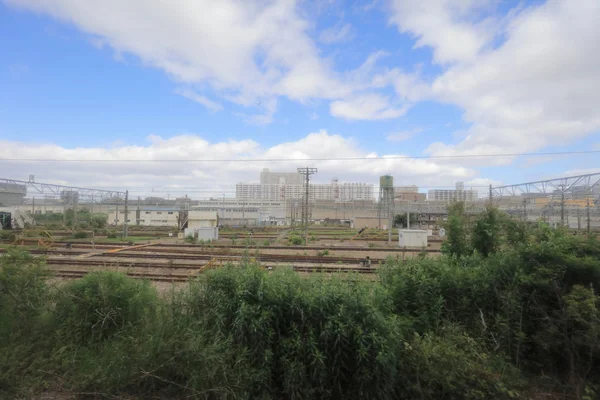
[0, 177, 126, 203]
[490, 172, 600, 198]
[0, 177, 130, 237]
[490, 172, 600, 230]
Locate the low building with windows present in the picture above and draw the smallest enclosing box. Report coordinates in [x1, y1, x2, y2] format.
[107, 206, 179, 227]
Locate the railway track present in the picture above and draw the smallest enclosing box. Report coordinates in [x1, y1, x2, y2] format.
[50, 265, 375, 282]
[45, 258, 206, 270]
[220, 234, 443, 242]
[42, 251, 384, 265]
[51, 269, 192, 282]
[16, 241, 439, 253]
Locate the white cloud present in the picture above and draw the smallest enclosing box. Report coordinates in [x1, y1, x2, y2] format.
[0, 130, 478, 198]
[386, 0, 600, 164]
[388, 0, 496, 64]
[319, 23, 352, 44]
[6, 0, 352, 118]
[174, 88, 223, 113]
[386, 128, 422, 141]
[5, 0, 427, 124]
[330, 94, 409, 120]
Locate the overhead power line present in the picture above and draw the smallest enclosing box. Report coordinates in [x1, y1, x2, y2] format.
[0, 149, 599, 163]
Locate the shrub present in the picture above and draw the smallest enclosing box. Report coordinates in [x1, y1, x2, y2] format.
[71, 231, 88, 239]
[0, 232, 16, 243]
[186, 266, 402, 399]
[317, 249, 329, 257]
[53, 271, 158, 345]
[288, 234, 304, 246]
[185, 235, 195, 244]
[0, 249, 49, 337]
[263, 239, 270, 246]
[107, 232, 117, 239]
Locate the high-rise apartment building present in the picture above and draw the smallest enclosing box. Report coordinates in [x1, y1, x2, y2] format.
[259, 168, 304, 185]
[427, 182, 478, 202]
[237, 172, 374, 201]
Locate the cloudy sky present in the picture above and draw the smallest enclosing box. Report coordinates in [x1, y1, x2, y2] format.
[1, 0, 599, 199]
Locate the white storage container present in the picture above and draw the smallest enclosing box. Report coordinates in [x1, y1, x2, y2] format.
[398, 229, 428, 248]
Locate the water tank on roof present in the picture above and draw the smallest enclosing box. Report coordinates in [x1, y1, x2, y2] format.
[380, 175, 394, 189]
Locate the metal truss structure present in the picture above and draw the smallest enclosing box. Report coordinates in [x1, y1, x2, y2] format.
[0, 177, 130, 236]
[491, 172, 600, 199]
[0, 177, 127, 203]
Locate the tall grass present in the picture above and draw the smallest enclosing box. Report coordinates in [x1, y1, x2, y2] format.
[1, 221, 599, 399]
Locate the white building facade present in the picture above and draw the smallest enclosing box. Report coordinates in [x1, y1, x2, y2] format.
[237, 176, 374, 202]
[427, 182, 478, 202]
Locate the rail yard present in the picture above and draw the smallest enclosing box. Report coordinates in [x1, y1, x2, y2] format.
[0, 226, 442, 285]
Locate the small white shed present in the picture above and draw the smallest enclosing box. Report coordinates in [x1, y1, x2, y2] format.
[398, 229, 428, 248]
[184, 227, 219, 242]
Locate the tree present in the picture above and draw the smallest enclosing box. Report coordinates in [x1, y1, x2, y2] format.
[441, 201, 470, 257]
[393, 213, 408, 228]
[471, 206, 502, 257]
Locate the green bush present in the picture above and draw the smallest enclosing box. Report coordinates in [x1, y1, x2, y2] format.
[71, 230, 88, 239]
[1, 222, 598, 398]
[53, 272, 158, 345]
[0, 250, 51, 394]
[107, 232, 118, 239]
[288, 234, 304, 246]
[0, 249, 49, 337]
[0, 231, 16, 243]
[186, 266, 402, 399]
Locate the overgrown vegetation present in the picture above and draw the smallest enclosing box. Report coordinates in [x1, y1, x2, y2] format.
[288, 231, 305, 246]
[1, 209, 600, 398]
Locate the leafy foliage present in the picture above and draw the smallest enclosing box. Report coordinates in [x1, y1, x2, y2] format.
[441, 201, 471, 257]
[288, 232, 305, 246]
[53, 272, 158, 345]
[393, 213, 407, 228]
[1, 223, 600, 398]
[471, 205, 502, 256]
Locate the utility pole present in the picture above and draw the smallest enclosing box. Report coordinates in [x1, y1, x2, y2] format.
[297, 167, 317, 246]
[123, 190, 129, 239]
[587, 198, 591, 234]
[488, 184, 493, 206]
[578, 206, 581, 231]
[221, 194, 225, 223]
[72, 197, 77, 234]
[560, 189, 565, 227]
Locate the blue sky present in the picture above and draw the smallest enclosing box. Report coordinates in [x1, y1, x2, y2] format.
[1, 0, 599, 198]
